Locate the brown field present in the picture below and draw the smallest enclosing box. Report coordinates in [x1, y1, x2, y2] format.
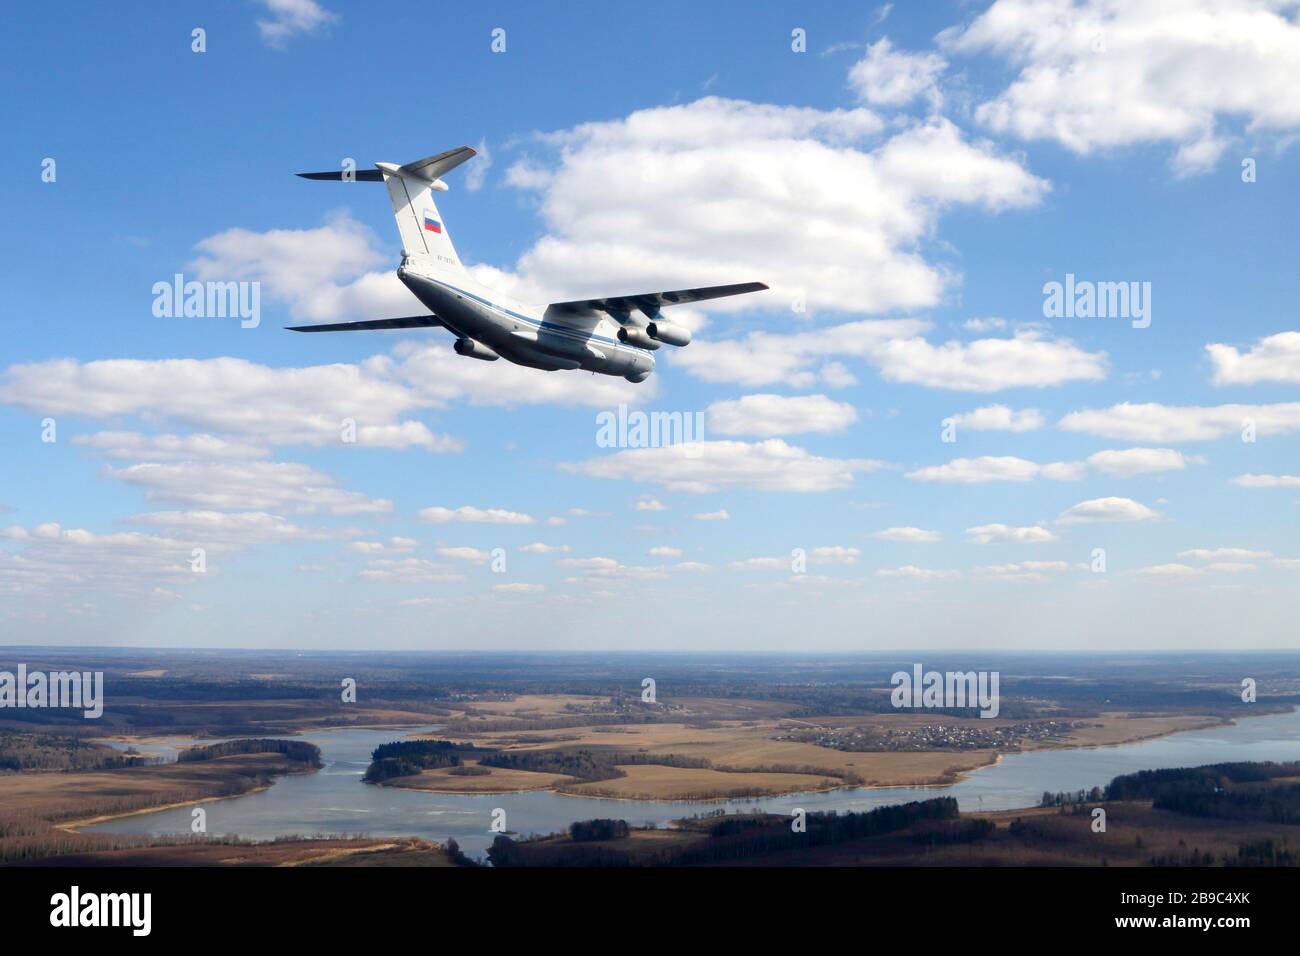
[389, 760, 576, 793]
[1025, 712, 1225, 748]
[0, 752, 314, 824]
[24, 837, 451, 867]
[413, 719, 999, 800]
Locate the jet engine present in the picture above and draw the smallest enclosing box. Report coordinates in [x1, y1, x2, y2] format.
[454, 337, 499, 361]
[617, 326, 661, 350]
[646, 320, 691, 347]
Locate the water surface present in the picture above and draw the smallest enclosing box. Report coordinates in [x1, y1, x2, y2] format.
[88, 709, 1300, 856]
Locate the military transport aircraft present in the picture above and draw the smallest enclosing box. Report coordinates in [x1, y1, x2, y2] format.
[291, 146, 767, 382]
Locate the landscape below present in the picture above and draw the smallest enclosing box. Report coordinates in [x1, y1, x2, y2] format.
[2, 648, 1298, 866]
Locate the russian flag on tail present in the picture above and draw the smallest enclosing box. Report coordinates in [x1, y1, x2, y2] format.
[423, 212, 442, 234]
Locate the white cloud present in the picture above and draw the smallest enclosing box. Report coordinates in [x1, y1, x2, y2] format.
[128, 510, 350, 546]
[520, 542, 571, 554]
[0, 522, 198, 600]
[948, 404, 1044, 432]
[436, 546, 491, 563]
[72, 432, 269, 461]
[106, 461, 391, 515]
[965, 524, 1058, 544]
[1231, 474, 1300, 488]
[679, 323, 1103, 392]
[848, 38, 946, 107]
[707, 394, 858, 436]
[360, 558, 463, 584]
[256, 0, 337, 47]
[810, 546, 861, 565]
[1085, 447, 1197, 477]
[419, 506, 534, 525]
[648, 546, 682, 558]
[906, 455, 1081, 483]
[943, 0, 1300, 174]
[692, 510, 730, 521]
[493, 582, 545, 594]
[1136, 563, 1202, 577]
[971, 560, 1069, 582]
[1178, 547, 1272, 561]
[869, 526, 942, 542]
[867, 329, 1105, 392]
[505, 99, 1047, 316]
[1208, 331, 1300, 385]
[634, 496, 669, 512]
[1057, 496, 1158, 524]
[564, 440, 887, 493]
[876, 565, 961, 580]
[0, 354, 459, 452]
[1058, 402, 1300, 441]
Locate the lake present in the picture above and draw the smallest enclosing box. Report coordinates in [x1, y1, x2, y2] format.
[87, 707, 1300, 856]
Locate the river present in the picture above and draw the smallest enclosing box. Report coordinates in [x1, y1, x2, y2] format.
[86, 708, 1300, 856]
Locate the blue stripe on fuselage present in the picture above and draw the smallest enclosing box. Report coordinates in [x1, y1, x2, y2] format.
[420, 276, 643, 354]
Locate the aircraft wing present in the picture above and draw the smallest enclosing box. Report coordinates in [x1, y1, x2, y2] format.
[286, 315, 443, 333]
[548, 281, 769, 321]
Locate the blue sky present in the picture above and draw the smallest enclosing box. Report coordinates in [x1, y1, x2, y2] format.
[2, 0, 1299, 650]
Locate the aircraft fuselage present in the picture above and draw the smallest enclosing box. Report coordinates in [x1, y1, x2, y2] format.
[398, 258, 656, 382]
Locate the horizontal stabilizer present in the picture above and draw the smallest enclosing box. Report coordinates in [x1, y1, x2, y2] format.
[286, 315, 443, 333]
[296, 169, 384, 182]
[398, 146, 477, 183]
[549, 281, 769, 318]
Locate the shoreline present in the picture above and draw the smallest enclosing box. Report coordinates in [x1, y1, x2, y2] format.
[72, 706, 1293, 820]
[57, 784, 276, 831]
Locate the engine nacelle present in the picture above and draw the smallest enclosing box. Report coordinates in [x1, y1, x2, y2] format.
[454, 337, 499, 361]
[646, 320, 691, 347]
[617, 326, 661, 350]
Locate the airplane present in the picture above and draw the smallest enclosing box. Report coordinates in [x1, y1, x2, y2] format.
[289, 147, 768, 382]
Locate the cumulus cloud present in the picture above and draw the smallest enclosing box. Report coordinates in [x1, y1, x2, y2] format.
[505, 99, 1047, 315]
[360, 558, 463, 583]
[563, 440, 888, 493]
[1178, 547, 1272, 561]
[965, 524, 1058, 544]
[948, 404, 1044, 432]
[106, 461, 391, 515]
[906, 455, 1083, 483]
[848, 38, 946, 108]
[678, 322, 1104, 392]
[1058, 402, 1300, 441]
[1084, 448, 1198, 477]
[876, 565, 961, 580]
[707, 394, 858, 436]
[419, 506, 534, 525]
[869, 526, 943, 542]
[72, 432, 269, 461]
[942, 0, 1300, 174]
[520, 542, 571, 554]
[971, 560, 1069, 582]
[1207, 331, 1300, 385]
[1057, 496, 1158, 524]
[692, 510, 730, 521]
[0, 355, 459, 452]
[0, 522, 198, 600]
[1231, 474, 1300, 488]
[256, 0, 337, 47]
[129, 510, 350, 545]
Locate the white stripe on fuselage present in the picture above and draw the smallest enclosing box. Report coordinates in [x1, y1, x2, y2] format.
[412, 271, 645, 356]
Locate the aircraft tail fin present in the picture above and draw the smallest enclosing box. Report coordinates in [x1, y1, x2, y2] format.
[297, 146, 477, 270]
